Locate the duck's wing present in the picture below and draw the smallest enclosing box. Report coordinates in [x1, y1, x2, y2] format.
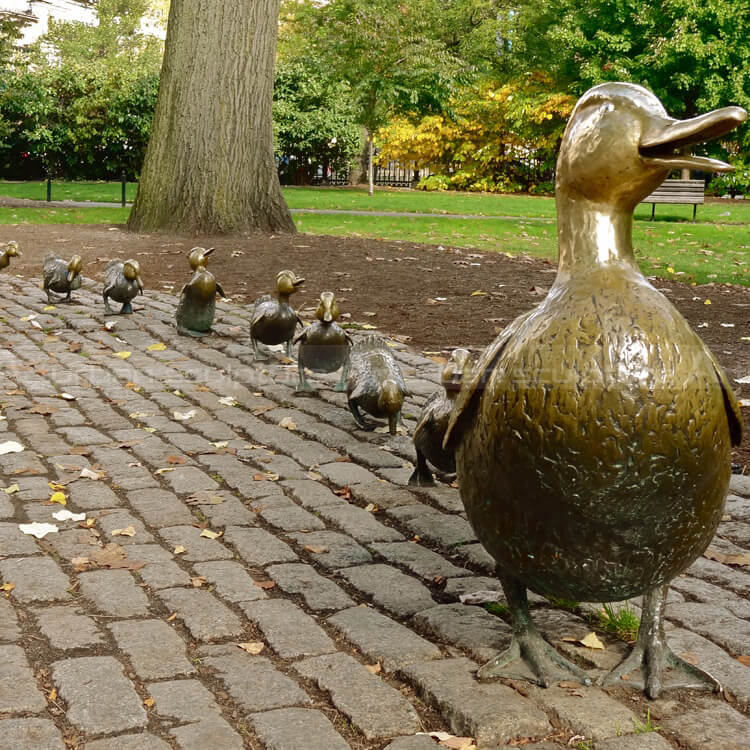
[443, 311, 531, 452]
[250, 295, 274, 326]
[215, 282, 226, 298]
[701, 343, 743, 446]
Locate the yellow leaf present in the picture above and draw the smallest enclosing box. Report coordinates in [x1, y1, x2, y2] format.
[238, 641, 265, 655]
[173, 545, 187, 555]
[147, 342, 167, 351]
[111, 526, 136, 537]
[704, 299, 712, 305]
[4, 484, 19, 494]
[579, 631, 605, 650]
[166, 612, 178, 622]
[471, 290, 488, 296]
[199, 528, 221, 540]
[143, 427, 156, 433]
[49, 491, 67, 506]
[361, 323, 378, 330]
[364, 662, 381, 675]
[113, 351, 131, 359]
[666, 267, 675, 274]
[48, 688, 57, 701]
[143, 696, 155, 707]
[279, 417, 297, 431]
[44, 305, 56, 311]
[1, 582, 15, 597]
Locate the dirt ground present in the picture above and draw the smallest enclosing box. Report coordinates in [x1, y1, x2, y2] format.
[2, 221, 749, 470]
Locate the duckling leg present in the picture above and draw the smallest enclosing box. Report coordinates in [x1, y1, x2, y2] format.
[600, 584, 720, 698]
[103, 292, 114, 314]
[349, 400, 375, 431]
[333, 362, 349, 392]
[408, 451, 435, 486]
[285, 339, 294, 358]
[295, 362, 315, 393]
[252, 338, 268, 361]
[478, 570, 591, 687]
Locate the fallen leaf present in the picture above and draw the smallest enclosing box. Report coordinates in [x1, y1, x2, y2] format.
[704, 299, 712, 305]
[19, 522, 59, 538]
[279, 416, 297, 431]
[154, 467, 175, 475]
[166, 455, 187, 465]
[199, 529, 221, 540]
[173, 410, 196, 421]
[49, 492, 67, 506]
[218, 396, 237, 406]
[470, 290, 487, 296]
[113, 351, 132, 359]
[166, 612, 178, 622]
[334, 487, 352, 500]
[191, 576, 207, 588]
[30, 404, 58, 415]
[305, 545, 329, 554]
[252, 579, 276, 590]
[364, 503, 377, 512]
[306, 471, 322, 481]
[79, 467, 101, 480]
[124, 382, 142, 391]
[579, 632, 605, 650]
[111, 526, 136, 537]
[147, 342, 167, 351]
[737, 655, 750, 667]
[4, 484, 20, 494]
[58, 392, 76, 401]
[70, 446, 91, 456]
[364, 662, 381, 675]
[143, 697, 155, 707]
[68, 341, 82, 353]
[238, 641, 265, 655]
[173, 545, 187, 555]
[0, 441, 24, 455]
[1, 582, 15, 597]
[705, 547, 750, 566]
[47, 688, 57, 702]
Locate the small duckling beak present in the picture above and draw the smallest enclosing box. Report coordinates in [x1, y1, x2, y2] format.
[293, 277, 305, 287]
[203, 247, 215, 257]
[640, 106, 747, 173]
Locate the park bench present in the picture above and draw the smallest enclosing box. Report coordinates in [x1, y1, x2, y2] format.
[641, 178, 705, 221]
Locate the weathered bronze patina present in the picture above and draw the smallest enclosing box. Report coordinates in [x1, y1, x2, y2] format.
[445, 82, 746, 698]
[103, 258, 143, 314]
[295, 291, 352, 392]
[43, 253, 83, 302]
[0, 240, 20, 270]
[346, 334, 407, 435]
[250, 270, 304, 359]
[175, 247, 225, 336]
[409, 348, 471, 486]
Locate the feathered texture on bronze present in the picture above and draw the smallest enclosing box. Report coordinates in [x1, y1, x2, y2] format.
[103, 258, 143, 314]
[0, 240, 20, 270]
[346, 334, 407, 435]
[408, 348, 471, 486]
[295, 291, 352, 392]
[175, 247, 225, 337]
[43, 253, 83, 302]
[445, 82, 746, 698]
[250, 270, 305, 359]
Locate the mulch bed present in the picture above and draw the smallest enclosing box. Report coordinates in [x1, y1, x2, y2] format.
[3, 222, 749, 470]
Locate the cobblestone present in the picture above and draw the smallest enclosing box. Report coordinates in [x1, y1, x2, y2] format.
[0, 719, 65, 750]
[157, 588, 245, 641]
[267, 562, 355, 611]
[109, 619, 195, 679]
[192, 560, 268, 603]
[340, 563, 436, 616]
[34, 605, 105, 650]
[289, 530, 373, 569]
[53, 656, 147, 734]
[224, 525, 299, 565]
[0, 557, 72, 603]
[157, 525, 234, 562]
[662, 700, 750, 749]
[0, 645, 46, 713]
[79, 569, 150, 617]
[250, 707, 350, 750]
[294, 651, 421, 739]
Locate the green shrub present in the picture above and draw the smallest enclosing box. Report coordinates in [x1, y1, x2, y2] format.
[707, 159, 750, 197]
[416, 174, 451, 191]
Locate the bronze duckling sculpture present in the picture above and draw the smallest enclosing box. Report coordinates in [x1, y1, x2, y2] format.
[103, 258, 143, 314]
[408, 348, 470, 486]
[0, 240, 21, 270]
[444, 82, 745, 698]
[295, 291, 352, 393]
[43, 252, 83, 302]
[175, 247, 225, 336]
[346, 334, 407, 435]
[250, 270, 305, 359]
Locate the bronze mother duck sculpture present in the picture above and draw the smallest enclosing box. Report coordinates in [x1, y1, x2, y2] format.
[175, 247, 225, 336]
[0, 240, 21, 270]
[250, 270, 305, 359]
[295, 291, 352, 392]
[346, 334, 407, 435]
[445, 82, 745, 698]
[43, 252, 83, 302]
[103, 258, 143, 314]
[409, 348, 470, 486]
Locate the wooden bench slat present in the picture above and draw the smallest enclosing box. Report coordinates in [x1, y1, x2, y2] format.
[640, 179, 705, 220]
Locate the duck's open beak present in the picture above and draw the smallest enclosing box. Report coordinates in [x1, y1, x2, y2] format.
[639, 106, 747, 173]
[203, 247, 215, 257]
[293, 277, 305, 287]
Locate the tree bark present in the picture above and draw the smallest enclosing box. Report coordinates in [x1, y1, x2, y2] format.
[128, 0, 295, 235]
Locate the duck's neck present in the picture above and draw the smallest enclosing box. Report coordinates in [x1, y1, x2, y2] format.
[555, 192, 641, 280]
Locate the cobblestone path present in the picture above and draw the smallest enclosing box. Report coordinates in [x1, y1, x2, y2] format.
[0, 276, 749, 750]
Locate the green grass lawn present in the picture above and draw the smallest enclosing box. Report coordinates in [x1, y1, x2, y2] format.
[1, 182, 747, 286]
[0, 180, 138, 203]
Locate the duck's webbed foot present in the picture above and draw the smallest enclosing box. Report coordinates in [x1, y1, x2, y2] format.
[333, 365, 348, 392]
[120, 301, 134, 315]
[600, 585, 720, 698]
[479, 571, 591, 687]
[252, 339, 269, 361]
[177, 324, 208, 338]
[295, 364, 316, 394]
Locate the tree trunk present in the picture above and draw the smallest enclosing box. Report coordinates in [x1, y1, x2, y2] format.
[128, 0, 295, 235]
